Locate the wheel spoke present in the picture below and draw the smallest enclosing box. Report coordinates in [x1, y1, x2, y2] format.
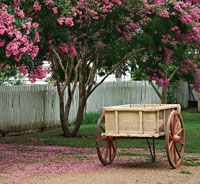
[176, 128, 183, 136]
[109, 144, 112, 161]
[175, 118, 180, 132]
[172, 116, 176, 135]
[99, 137, 104, 141]
[174, 143, 181, 158]
[111, 141, 116, 152]
[100, 142, 108, 154]
[104, 145, 109, 161]
[169, 134, 173, 140]
[173, 147, 177, 164]
[169, 140, 173, 149]
[100, 125, 105, 132]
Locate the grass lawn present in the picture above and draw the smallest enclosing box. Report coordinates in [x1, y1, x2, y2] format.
[2, 108, 200, 153]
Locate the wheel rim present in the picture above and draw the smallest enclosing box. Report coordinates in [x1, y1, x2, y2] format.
[166, 111, 185, 168]
[96, 113, 117, 165]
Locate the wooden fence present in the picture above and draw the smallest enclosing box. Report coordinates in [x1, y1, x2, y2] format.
[0, 85, 59, 133]
[86, 81, 197, 112]
[0, 81, 198, 133]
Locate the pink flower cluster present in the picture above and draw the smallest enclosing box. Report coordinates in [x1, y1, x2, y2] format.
[28, 66, 47, 83]
[147, 75, 170, 87]
[57, 17, 74, 27]
[33, 2, 42, 11]
[146, 66, 169, 87]
[182, 59, 198, 74]
[0, 3, 40, 62]
[160, 10, 169, 18]
[18, 64, 27, 75]
[164, 47, 174, 64]
[193, 70, 200, 93]
[181, 60, 200, 93]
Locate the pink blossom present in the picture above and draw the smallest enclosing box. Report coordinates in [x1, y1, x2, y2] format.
[142, 56, 147, 61]
[163, 79, 170, 87]
[116, 26, 121, 33]
[21, 23, 26, 29]
[34, 31, 40, 42]
[18, 64, 27, 75]
[65, 18, 74, 27]
[90, 10, 98, 15]
[181, 68, 188, 74]
[96, 40, 104, 48]
[93, 16, 99, 20]
[171, 26, 179, 31]
[33, 2, 41, 11]
[33, 23, 39, 29]
[70, 46, 77, 56]
[17, 10, 25, 18]
[160, 10, 169, 18]
[0, 39, 5, 47]
[45, 0, 53, 6]
[15, 54, 22, 62]
[147, 76, 151, 80]
[52, 7, 58, 14]
[30, 45, 39, 58]
[26, 21, 31, 30]
[164, 47, 174, 62]
[57, 18, 64, 25]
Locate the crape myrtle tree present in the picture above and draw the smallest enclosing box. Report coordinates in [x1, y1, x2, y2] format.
[35, 0, 145, 137]
[0, 2, 46, 83]
[128, 0, 200, 104]
[1, 0, 146, 136]
[2, 0, 200, 136]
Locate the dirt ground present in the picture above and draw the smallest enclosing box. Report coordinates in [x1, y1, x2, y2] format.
[1, 143, 200, 184]
[15, 153, 200, 184]
[21, 164, 200, 184]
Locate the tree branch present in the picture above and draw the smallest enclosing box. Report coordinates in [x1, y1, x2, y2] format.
[86, 53, 100, 87]
[169, 67, 179, 81]
[52, 49, 67, 76]
[87, 47, 145, 98]
[149, 81, 162, 100]
[51, 54, 63, 96]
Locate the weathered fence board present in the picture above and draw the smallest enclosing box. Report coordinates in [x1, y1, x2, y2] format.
[0, 81, 198, 133]
[86, 81, 161, 113]
[0, 85, 60, 133]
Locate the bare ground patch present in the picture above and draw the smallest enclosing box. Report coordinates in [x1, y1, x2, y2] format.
[0, 143, 200, 184]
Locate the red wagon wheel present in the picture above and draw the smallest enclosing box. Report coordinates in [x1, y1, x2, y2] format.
[96, 113, 117, 165]
[166, 111, 185, 168]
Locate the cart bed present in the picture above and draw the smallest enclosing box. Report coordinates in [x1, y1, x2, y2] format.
[102, 104, 181, 138]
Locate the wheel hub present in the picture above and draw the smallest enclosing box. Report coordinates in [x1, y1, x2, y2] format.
[108, 136, 113, 142]
[173, 135, 181, 143]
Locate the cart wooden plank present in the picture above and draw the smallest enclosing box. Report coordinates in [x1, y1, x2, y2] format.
[103, 104, 181, 138]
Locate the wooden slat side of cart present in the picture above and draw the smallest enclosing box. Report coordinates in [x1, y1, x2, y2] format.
[102, 104, 181, 138]
[96, 104, 185, 169]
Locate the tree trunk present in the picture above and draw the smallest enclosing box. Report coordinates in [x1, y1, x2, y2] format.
[64, 97, 72, 125]
[161, 86, 167, 104]
[58, 93, 71, 136]
[198, 93, 200, 113]
[72, 97, 86, 136]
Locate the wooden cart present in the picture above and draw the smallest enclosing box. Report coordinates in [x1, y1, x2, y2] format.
[96, 104, 185, 168]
